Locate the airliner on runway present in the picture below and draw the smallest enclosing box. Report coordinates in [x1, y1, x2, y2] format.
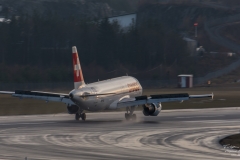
[0, 46, 213, 121]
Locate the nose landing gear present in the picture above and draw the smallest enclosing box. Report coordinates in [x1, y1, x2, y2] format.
[125, 106, 137, 121]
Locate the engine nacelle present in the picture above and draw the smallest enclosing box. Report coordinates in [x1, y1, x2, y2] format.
[143, 103, 162, 116]
[67, 104, 79, 114]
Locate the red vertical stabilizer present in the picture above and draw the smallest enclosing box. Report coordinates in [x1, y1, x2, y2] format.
[72, 46, 85, 89]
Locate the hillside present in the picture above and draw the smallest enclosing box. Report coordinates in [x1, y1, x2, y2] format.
[0, 0, 138, 19]
[221, 23, 240, 46]
[210, 66, 240, 85]
[0, 1, 239, 83]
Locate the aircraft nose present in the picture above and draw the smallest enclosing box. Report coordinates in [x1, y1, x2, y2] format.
[69, 90, 85, 101]
[69, 93, 74, 99]
[69, 90, 77, 100]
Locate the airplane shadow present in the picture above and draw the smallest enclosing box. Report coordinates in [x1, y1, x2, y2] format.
[58, 119, 123, 124]
[57, 119, 161, 125]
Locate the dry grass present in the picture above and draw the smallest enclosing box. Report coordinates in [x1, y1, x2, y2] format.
[209, 65, 240, 85]
[1, 84, 240, 115]
[0, 95, 66, 116]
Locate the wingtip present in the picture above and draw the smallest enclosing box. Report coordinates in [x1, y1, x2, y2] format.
[0, 91, 14, 94]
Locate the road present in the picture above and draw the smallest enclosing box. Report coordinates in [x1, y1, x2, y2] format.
[0, 108, 240, 160]
[211, 21, 240, 53]
[201, 2, 231, 10]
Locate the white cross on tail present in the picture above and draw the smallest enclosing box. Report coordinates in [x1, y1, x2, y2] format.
[74, 59, 81, 77]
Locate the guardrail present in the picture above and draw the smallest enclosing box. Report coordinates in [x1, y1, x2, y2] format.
[0, 80, 179, 90]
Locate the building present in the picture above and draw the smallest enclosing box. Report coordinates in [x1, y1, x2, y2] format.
[183, 37, 197, 56]
[108, 13, 137, 31]
[196, 46, 205, 56]
[178, 75, 193, 88]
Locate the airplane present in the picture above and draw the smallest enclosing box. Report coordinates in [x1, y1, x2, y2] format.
[0, 46, 213, 121]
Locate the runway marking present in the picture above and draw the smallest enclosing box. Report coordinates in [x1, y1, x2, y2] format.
[0, 110, 240, 159]
[183, 120, 240, 124]
[176, 115, 225, 119]
[0, 117, 8, 119]
[0, 122, 56, 126]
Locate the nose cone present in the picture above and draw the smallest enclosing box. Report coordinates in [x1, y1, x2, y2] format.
[69, 90, 77, 100]
[69, 88, 91, 102]
[69, 89, 85, 101]
[69, 93, 74, 99]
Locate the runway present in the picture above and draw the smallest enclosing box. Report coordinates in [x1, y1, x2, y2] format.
[0, 108, 240, 160]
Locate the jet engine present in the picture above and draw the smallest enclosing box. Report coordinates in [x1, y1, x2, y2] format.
[67, 104, 79, 114]
[143, 103, 162, 116]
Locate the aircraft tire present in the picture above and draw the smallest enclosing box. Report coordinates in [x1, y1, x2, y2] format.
[125, 113, 130, 121]
[75, 113, 80, 121]
[132, 114, 136, 121]
[81, 113, 86, 121]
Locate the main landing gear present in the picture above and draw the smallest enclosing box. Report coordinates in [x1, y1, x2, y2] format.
[125, 106, 137, 121]
[75, 110, 86, 121]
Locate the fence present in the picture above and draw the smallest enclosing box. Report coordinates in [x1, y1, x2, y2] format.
[0, 82, 74, 91]
[0, 80, 180, 91]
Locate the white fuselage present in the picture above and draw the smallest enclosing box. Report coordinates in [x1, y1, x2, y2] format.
[69, 76, 142, 111]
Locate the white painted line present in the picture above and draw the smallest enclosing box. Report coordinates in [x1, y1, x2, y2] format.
[0, 117, 8, 119]
[183, 120, 240, 123]
[0, 122, 56, 126]
[176, 115, 225, 119]
[162, 107, 240, 113]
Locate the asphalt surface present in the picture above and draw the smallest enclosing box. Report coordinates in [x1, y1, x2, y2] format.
[0, 108, 240, 160]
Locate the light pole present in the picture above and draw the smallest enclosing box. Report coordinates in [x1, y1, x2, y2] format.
[194, 23, 198, 38]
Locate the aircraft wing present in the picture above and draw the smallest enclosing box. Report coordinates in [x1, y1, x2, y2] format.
[0, 90, 74, 105]
[117, 93, 213, 108]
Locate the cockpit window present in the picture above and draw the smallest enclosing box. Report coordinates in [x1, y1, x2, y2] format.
[82, 92, 90, 96]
